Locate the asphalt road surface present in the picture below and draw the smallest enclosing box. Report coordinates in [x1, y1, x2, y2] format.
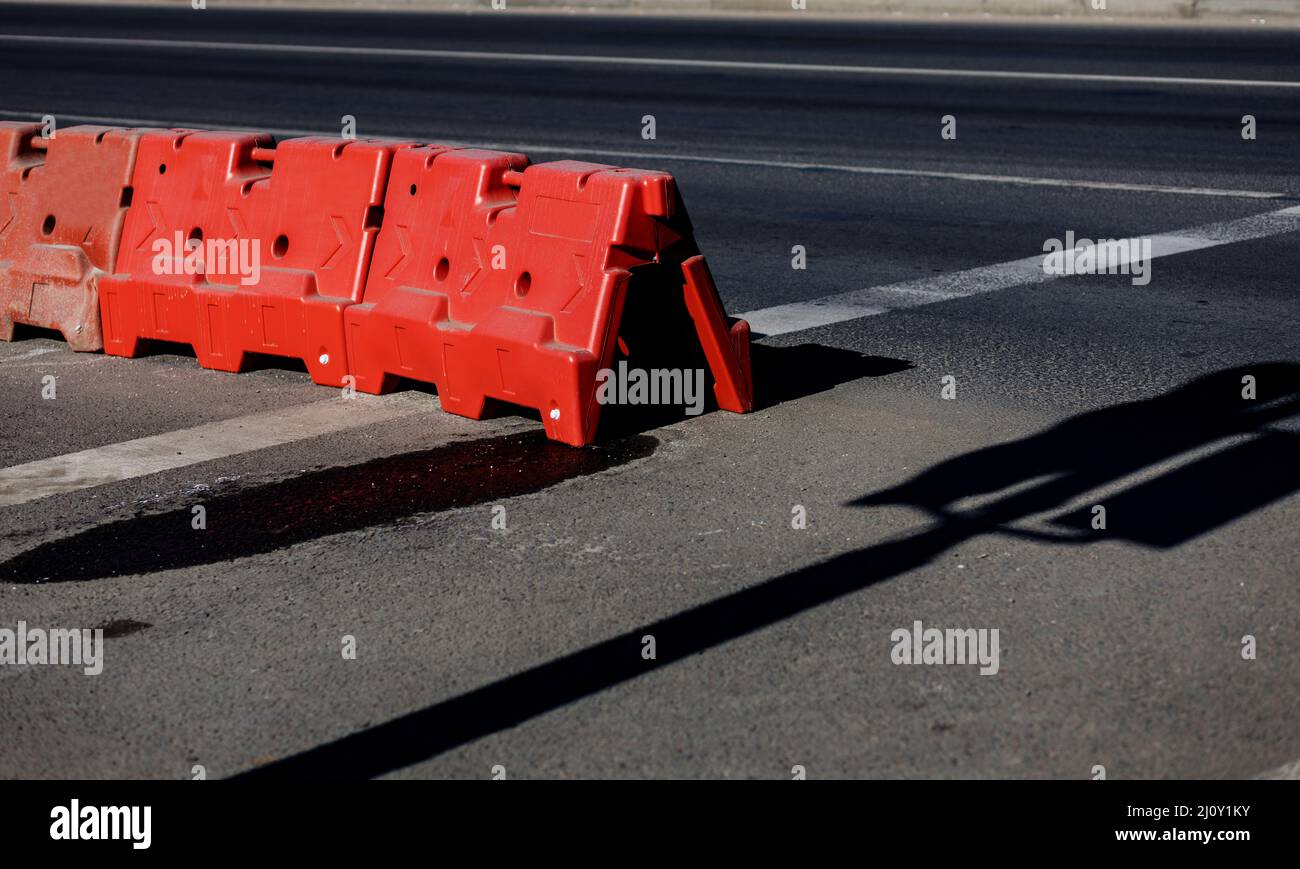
[0, 4, 1297, 779]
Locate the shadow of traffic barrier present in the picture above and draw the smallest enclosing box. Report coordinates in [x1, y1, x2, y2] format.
[595, 341, 913, 440]
[591, 247, 912, 438]
[0, 431, 657, 584]
[226, 361, 1300, 779]
[0, 329, 907, 583]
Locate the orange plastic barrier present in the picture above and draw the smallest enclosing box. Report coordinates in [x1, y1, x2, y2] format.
[344, 148, 753, 445]
[0, 123, 149, 351]
[98, 131, 407, 385]
[3, 120, 753, 446]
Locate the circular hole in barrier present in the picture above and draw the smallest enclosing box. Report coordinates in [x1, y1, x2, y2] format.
[41, 215, 56, 236]
[409, 183, 418, 196]
[272, 234, 289, 258]
[514, 271, 531, 297]
[188, 227, 203, 243]
[434, 257, 450, 282]
[158, 163, 167, 174]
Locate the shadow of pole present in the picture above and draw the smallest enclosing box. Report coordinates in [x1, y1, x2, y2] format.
[235, 361, 1300, 780]
[237, 521, 972, 780]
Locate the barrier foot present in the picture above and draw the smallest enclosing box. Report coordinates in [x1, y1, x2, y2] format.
[680, 254, 754, 414]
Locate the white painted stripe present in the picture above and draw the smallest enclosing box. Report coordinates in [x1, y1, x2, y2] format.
[476, 146, 1296, 201]
[0, 356, 103, 369]
[0, 109, 1287, 201]
[0, 393, 443, 507]
[742, 205, 1300, 336]
[2, 33, 1299, 90]
[0, 346, 60, 362]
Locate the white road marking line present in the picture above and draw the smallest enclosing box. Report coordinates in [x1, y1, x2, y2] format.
[2, 33, 1299, 90]
[476, 145, 1295, 200]
[0, 393, 442, 508]
[0, 357, 102, 369]
[0, 109, 1287, 201]
[741, 205, 1300, 337]
[0, 346, 61, 362]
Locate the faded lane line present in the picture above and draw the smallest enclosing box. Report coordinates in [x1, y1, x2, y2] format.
[0, 109, 1286, 201]
[0, 393, 444, 507]
[475, 145, 1294, 200]
[2, 34, 1300, 90]
[0, 346, 61, 362]
[742, 205, 1300, 337]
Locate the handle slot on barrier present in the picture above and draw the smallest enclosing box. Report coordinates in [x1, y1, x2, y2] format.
[15, 131, 48, 169]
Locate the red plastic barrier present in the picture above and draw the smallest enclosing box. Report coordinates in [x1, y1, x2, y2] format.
[98, 131, 408, 385]
[2, 120, 752, 446]
[0, 123, 150, 351]
[344, 148, 753, 445]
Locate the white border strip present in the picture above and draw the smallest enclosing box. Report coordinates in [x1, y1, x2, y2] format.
[0, 393, 440, 507]
[741, 205, 1300, 337]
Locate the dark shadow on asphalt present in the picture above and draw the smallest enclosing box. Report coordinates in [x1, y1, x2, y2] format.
[114, 337, 200, 362]
[754, 343, 915, 408]
[0, 431, 657, 583]
[854, 360, 1300, 548]
[596, 257, 913, 438]
[229, 361, 1300, 780]
[596, 342, 913, 440]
